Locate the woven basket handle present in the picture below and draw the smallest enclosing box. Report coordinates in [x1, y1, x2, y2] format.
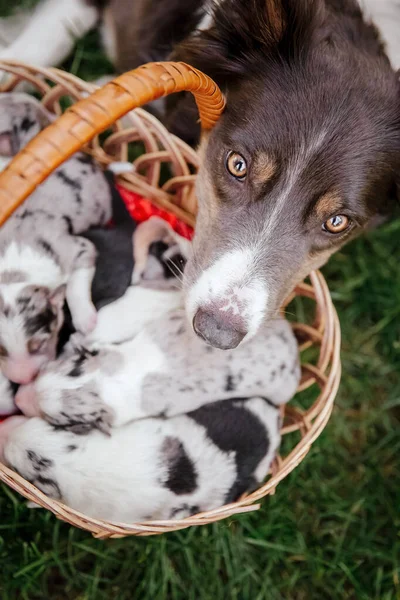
[0, 62, 225, 226]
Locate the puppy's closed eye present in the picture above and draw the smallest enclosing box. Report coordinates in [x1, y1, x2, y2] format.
[27, 338, 48, 355]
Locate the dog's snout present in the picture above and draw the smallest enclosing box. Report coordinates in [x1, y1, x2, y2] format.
[193, 309, 246, 350]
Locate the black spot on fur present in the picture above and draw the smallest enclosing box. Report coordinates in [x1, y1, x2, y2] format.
[66, 444, 78, 452]
[25, 308, 55, 337]
[37, 238, 58, 262]
[55, 169, 82, 191]
[76, 153, 96, 172]
[27, 450, 53, 470]
[16, 209, 34, 220]
[16, 295, 30, 309]
[162, 436, 197, 495]
[225, 374, 236, 392]
[63, 215, 74, 235]
[67, 347, 98, 377]
[148, 242, 186, 280]
[277, 331, 289, 345]
[67, 360, 85, 378]
[261, 397, 279, 409]
[178, 385, 194, 393]
[20, 117, 36, 133]
[190, 398, 270, 503]
[35, 475, 61, 499]
[169, 504, 200, 519]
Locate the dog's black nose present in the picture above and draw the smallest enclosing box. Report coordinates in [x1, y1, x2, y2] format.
[193, 309, 246, 350]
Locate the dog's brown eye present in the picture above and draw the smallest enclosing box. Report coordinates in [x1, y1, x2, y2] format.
[226, 151, 247, 179]
[0, 345, 8, 358]
[28, 338, 46, 355]
[323, 215, 350, 234]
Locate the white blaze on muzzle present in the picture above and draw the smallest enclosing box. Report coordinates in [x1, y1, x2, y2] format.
[186, 247, 268, 348]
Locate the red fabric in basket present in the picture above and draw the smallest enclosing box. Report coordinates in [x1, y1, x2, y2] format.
[116, 184, 194, 240]
[0, 187, 193, 425]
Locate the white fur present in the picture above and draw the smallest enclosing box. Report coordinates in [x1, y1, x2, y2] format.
[196, 0, 222, 32]
[18, 311, 300, 431]
[100, 5, 117, 65]
[360, 0, 400, 69]
[1, 396, 279, 522]
[89, 331, 169, 426]
[0, 243, 63, 289]
[186, 248, 268, 342]
[88, 285, 184, 344]
[0, 0, 98, 73]
[66, 266, 97, 336]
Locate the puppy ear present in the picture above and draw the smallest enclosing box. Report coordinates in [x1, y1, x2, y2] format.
[132, 216, 192, 284]
[49, 284, 67, 311]
[174, 0, 323, 80]
[132, 216, 175, 283]
[0, 132, 13, 156]
[19, 285, 50, 311]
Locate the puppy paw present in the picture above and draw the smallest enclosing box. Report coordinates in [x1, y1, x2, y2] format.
[72, 304, 98, 335]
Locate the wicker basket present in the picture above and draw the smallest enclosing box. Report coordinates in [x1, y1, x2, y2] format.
[0, 61, 341, 538]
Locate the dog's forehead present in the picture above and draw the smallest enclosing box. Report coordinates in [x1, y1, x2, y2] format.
[216, 52, 399, 161]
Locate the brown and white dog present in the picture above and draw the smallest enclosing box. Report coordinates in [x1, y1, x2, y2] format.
[1, 0, 400, 350]
[110, 0, 400, 350]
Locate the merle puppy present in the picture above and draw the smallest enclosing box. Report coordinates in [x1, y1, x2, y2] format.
[0, 93, 113, 384]
[14, 309, 299, 434]
[0, 395, 280, 522]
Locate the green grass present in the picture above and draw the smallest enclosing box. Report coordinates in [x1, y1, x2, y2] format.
[0, 11, 400, 600]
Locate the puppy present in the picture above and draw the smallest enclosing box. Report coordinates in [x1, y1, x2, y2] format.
[85, 216, 189, 345]
[0, 93, 113, 384]
[15, 309, 300, 434]
[0, 396, 280, 522]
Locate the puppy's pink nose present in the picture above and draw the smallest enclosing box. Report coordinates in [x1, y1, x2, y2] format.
[3, 360, 40, 385]
[15, 384, 40, 417]
[193, 309, 246, 350]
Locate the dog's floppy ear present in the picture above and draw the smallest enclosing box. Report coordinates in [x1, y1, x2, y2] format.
[174, 0, 324, 80]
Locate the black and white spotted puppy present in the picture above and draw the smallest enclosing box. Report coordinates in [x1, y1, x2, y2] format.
[86, 216, 189, 345]
[0, 394, 281, 522]
[15, 307, 300, 434]
[0, 93, 113, 384]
